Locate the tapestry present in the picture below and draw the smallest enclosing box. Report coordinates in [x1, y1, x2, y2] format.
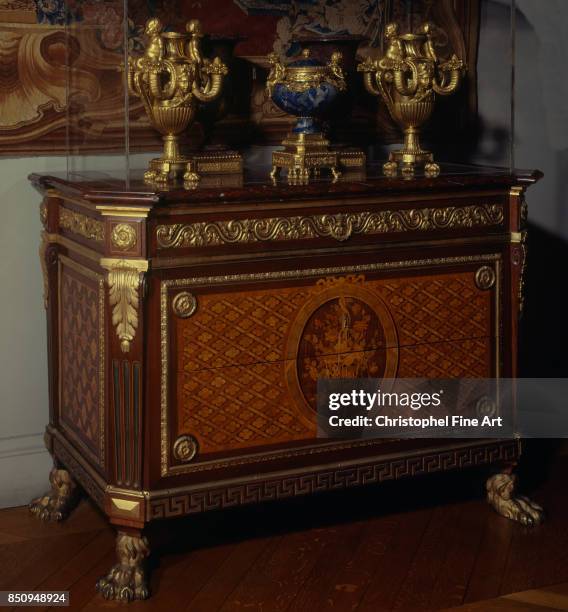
[0, 0, 479, 155]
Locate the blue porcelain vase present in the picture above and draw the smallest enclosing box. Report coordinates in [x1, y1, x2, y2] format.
[267, 49, 346, 136]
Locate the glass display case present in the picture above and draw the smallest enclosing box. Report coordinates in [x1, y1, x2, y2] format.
[61, 0, 517, 185]
[32, 2, 546, 603]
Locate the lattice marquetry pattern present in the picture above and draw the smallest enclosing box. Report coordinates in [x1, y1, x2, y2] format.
[398, 338, 491, 378]
[179, 362, 314, 452]
[60, 269, 101, 462]
[177, 272, 490, 373]
[174, 270, 494, 455]
[378, 274, 490, 347]
[178, 288, 311, 371]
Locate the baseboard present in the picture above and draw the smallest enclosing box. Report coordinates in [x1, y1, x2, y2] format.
[0, 433, 52, 509]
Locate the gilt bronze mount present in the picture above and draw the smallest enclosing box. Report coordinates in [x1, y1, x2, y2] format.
[358, 22, 465, 177]
[128, 19, 242, 186]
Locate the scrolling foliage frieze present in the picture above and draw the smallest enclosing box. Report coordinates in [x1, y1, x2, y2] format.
[156, 204, 504, 249]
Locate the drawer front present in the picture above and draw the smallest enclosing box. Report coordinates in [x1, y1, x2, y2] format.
[176, 337, 493, 456]
[160, 256, 500, 476]
[174, 269, 494, 372]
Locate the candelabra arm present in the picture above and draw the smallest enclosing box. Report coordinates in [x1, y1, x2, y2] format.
[432, 55, 464, 96]
[362, 71, 382, 97]
[432, 69, 462, 96]
[393, 61, 418, 97]
[191, 58, 227, 103]
[127, 60, 137, 97]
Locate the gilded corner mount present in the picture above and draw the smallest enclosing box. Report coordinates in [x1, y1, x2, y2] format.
[101, 259, 148, 353]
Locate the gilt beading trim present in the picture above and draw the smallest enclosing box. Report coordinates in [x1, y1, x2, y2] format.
[40, 201, 48, 228]
[59, 208, 105, 242]
[155, 204, 504, 248]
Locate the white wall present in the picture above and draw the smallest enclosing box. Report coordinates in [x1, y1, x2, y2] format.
[0, 157, 66, 508]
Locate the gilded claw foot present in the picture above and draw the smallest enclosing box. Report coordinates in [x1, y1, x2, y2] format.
[424, 162, 440, 177]
[29, 467, 79, 522]
[183, 172, 200, 184]
[143, 169, 157, 183]
[97, 532, 150, 602]
[183, 164, 200, 185]
[486, 472, 544, 526]
[383, 161, 398, 176]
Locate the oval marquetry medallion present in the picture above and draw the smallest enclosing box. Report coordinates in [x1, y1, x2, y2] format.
[285, 277, 399, 421]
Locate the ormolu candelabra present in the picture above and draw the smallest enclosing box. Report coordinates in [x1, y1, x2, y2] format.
[358, 22, 465, 177]
[128, 18, 228, 184]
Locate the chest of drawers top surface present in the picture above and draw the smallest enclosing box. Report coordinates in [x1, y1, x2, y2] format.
[31, 163, 540, 208]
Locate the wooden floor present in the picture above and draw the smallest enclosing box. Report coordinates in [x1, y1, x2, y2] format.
[446, 581, 568, 611]
[1, 449, 567, 611]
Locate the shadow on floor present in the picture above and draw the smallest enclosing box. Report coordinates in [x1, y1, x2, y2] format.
[150, 464, 489, 558]
[519, 223, 568, 377]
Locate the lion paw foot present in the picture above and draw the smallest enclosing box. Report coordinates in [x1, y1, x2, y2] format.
[29, 468, 78, 522]
[97, 532, 150, 602]
[96, 568, 149, 602]
[507, 495, 544, 526]
[487, 472, 544, 526]
[29, 495, 67, 522]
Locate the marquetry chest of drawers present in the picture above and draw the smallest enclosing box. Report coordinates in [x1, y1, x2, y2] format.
[30, 166, 541, 601]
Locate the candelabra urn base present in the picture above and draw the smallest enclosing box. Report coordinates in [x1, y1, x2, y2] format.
[271, 133, 365, 184]
[383, 149, 440, 178]
[383, 127, 440, 178]
[145, 157, 192, 185]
